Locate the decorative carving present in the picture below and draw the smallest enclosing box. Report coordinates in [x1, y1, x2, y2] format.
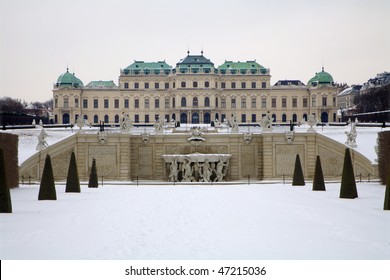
[154, 118, 165, 134]
[229, 116, 239, 133]
[97, 131, 108, 144]
[285, 131, 295, 144]
[318, 146, 343, 176]
[141, 132, 151, 145]
[76, 116, 84, 131]
[162, 153, 231, 182]
[275, 145, 304, 176]
[243, 132, 253, 144]
[36, 128, 49, 151]
[187, 127, 206, 148]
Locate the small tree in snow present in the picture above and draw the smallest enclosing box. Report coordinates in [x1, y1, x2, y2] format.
[292, 154, 305, 186]
[88, 158, 98, 188]
[38, 154, 57, 200]
[313, 155, 326, 191]
[0, 149, 12, 213]
[384, 165, 390, 210]
[339, 148, 358, 199]
[65, 152, 80, 193]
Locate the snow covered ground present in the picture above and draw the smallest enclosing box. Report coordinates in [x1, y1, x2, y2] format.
[1, 182, 389, 260]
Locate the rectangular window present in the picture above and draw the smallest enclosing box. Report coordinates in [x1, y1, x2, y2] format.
[272, 98, 277, 108]
[205, 81, 210, 88]
[145, 114, 149, 123]
[303, 98, 308, 108]
[64, 98, 69, 108]
[124, 99, 129, 108]
[83, 99, 88, 108]
[134, 82, 139, 89]
[181, 81, 186, 88]
[114, 99, 119, 109]
[241, 98, 246, 109]
[261, 97, 267, 109]
[292, 98, 297, 108]
[155, 99, 160, 109]
[165, 114, 169, 122]
[124, 82, 129, 89]
[221, 98, 226, 108]
[155, 82, 159, 89]
[74, 98, 79, 108]
[333, 97, 336, 107]
[241, 82, 246, 89]
[282, 98, 287, 108]
[155, 114, 159, 121]
[173, 82, 175, 88]
[251, 82, 256, 89]
[251, 114, 256, 122]
[104, 99, 109, 109]
[94, 99, 98, 109]
[55, 98, 58, 108]
[165, 98, 170, 109]
[145, 82, 149, 89]
[134, 99, 139, 109]
[144, 98, 149, 109]
[312, 97, 316, 107]
[251, 98, 256, 108]
[165, 82, 169, 89]
[134, 115, 139, 123]
[241, 114, 246, 122]
[231, 98, 236, 108]
[262, 82, 267, 88]
[322, 96, 327, 106]
[231, 82, 236, 89]
[221, 82, 226, 89]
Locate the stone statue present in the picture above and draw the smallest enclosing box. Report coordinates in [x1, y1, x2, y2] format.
[216, 158, 229, 182]
[285, 131, 295, 144]
[243, 132, 253, 144]
[141, 132, 150, 145]
[169, 158, 179, 182]
[307, 114, 317, 132]
[260, 111, 272, 132]
[230, 116, 239, 133]
[182, 158, 193, 182]
[154, 118, 165, 134]
[36, 128, 48, 150]
[76, 116, 84, 131]
[345, 119, 357, 148]
[198, 160, 212, 182]
[120, 112, 132, 133]
[97, 131, 108, 144]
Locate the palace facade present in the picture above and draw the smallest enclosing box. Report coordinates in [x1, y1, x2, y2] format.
[53, 52, 342, 125]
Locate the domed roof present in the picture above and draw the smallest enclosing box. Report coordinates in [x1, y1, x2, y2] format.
[308, 67, 334, 87]
[56, 68, 83, 88]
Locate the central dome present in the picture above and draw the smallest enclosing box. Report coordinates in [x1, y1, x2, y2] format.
[308, 67, 334, 87]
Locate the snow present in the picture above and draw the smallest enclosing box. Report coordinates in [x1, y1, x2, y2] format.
[1, 182, 389, 260]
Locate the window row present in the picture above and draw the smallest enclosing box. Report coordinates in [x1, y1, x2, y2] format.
[122, 81, 267, 90]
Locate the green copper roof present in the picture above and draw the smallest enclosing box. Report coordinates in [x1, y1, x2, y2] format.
[56, 68, 83, 87]
[308, 67, 334, 86]
[176, 52, 214, 67]
[125, 61, 172, 70]
[218, 60, 267, 74]
[84, 80, 118, 89]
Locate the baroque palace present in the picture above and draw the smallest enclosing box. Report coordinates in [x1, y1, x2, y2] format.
[53, 51, 342, 125]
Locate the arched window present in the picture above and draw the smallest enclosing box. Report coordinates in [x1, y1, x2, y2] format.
[292, 114, 297, 122]
[94, 115, 99, 124]
[272, 114, 276, 122]
[115, 115, 119, 123]
[205, 97, 210, 107]
[303, 114, 308, 121]
[282, 114, 287, 122]
[62, 113, 70, 124]
[172, 97, 175, 108]
[84, 115, 88, 121]
[181, 97, 187, 107]
[181, 81, 186, 88]
[193, 97, 198, 107]
[204, 112, 211, 124]
[104, 115, 109, 123]
[215, 97, 218, 107]
[193, 81, 198, 88]
[172, 113, 176, 122]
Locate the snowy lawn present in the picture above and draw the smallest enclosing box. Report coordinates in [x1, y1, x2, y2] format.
[1, 182, 389, 260]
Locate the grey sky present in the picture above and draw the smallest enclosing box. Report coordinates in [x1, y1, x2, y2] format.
[1, 0, 389, 102]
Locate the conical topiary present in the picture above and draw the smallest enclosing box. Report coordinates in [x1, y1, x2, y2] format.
[292, 154, 305, 186]
[313, 155, 326, 191]
[0, 149, 12, 213]
[38, 154, 57, 200]
[384, 165, 390, 210]
[339, 148, 358, 199]
[88, 158, 98, 188]
[65, 152, 80, 193]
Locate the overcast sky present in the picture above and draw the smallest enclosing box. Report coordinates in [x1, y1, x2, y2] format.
[1, 0, 389, 103]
